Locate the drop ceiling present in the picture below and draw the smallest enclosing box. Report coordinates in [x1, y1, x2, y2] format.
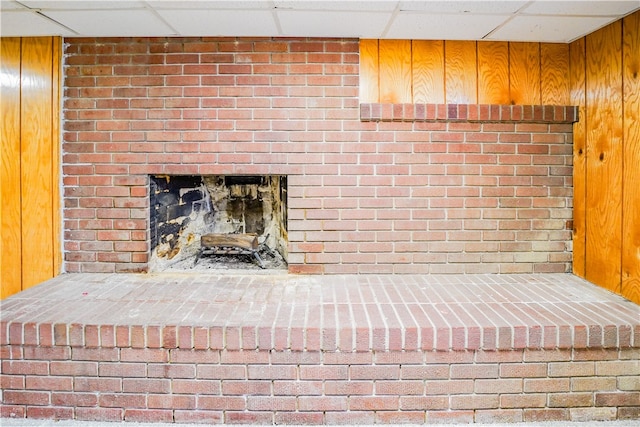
[1, 1, 638, 43]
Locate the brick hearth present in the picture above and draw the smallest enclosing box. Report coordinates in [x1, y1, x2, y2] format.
[1, 273, 638, 423]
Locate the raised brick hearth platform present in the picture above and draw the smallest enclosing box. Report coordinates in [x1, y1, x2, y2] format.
[1, 273, 638, 424]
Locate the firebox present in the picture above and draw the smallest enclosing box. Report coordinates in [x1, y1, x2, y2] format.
[149, 175, 287, 271]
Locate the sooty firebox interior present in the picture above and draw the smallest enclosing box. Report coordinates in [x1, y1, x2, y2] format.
[149, 175, 287, 271]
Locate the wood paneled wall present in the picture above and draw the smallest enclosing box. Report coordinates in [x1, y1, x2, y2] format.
[0, 37, 61, 299]
[572, 11, 640, 305]
[359, 39, 569, 105]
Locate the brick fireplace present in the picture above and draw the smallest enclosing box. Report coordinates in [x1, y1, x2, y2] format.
[62, 37, 577, 275]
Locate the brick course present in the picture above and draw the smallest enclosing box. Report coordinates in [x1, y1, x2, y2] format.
[62, 37, 576, 274]
[3, 345, 639, 423]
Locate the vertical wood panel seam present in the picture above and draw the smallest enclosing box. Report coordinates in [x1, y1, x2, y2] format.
[619, 20, 624, 291]
[537, 42, 541, 105]
[475, 41, 479, 104]
[443, 40, 447, 104]
[18, 38, 24, 293]
[507, 43, 512, 104]
[409, 40, 414, 104]
[51, 36, 61, 276]
[377, 40, 381, 103]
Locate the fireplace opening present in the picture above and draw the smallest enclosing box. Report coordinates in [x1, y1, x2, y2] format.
[149, 175, 288, 271]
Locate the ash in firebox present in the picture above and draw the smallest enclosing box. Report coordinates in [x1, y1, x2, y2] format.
[149, 238, 288, 272]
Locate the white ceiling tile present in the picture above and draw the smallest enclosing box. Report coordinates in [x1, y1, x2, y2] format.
[155, 9, 278, 36]
[19, 1, 147, 10]
[41, 9, 175, 36]
[274, 0, 398, 11]
[398, 1, 527, 14]
[277, 10, 392, 38]
[147, 1, 273, 10]
[522, 1, 639, 16]
[0, 10, 76, 36]
[386, 12, 508, 40]
[487, 14, 616, 42]
[0, 1, 29, 10]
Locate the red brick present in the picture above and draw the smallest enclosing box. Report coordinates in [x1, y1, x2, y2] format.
[124, 409, 173, 423]
[122, 378, 170, 393]
[524, 378, 570, 393]
[23, 346, 70, 361]
[147, 394, 196, 409]
[350, 365, 399, 380]
[174, 410, 223, 424]
[100, 393, 147, 409]
[425, 380, 474, 395]
[324, 381, 373, 396]
[300, 365, 348, 380]
[147, 363, 195, 379]
[274, 412, 324, 424]
[52, 391, 98, 407]
[619, 407, 640, 419]
[298, 396, 347, 411]
[26, 406, 74, 420]
[476, 409, 523, 423]
[225, 411, 273, 424]
[572, 376, 617, 392]
[1, 405, 25, 418]
[1, 373, 25, 389]
[501, 362, 547, 378]
[595, 392, 640, 407]
[247, 396, 296, 411]
[26, 376, 73, 391]
[74, 377, 121, 392]
[427, 410, 474, 423]
[222, 380, 271, 396]
[450, 394, 499, 410]
[3, 390, 50, 406]
[376, 410, 425, 424]
[121, 348, 168, 363]
[400, 396, 448, 410]
[524, 408, 570, 422]
[2, 360, 49, 376]
[548, 361, 595, 377]
[450, 363, 498, 379]
[76, 407, 123, 422]
[401, 365, 449, 380]
[98, 362, 146, 378]
[197, 396, 246, 410]
[197, 365, 246, 380]
[548, 392, 593, 407]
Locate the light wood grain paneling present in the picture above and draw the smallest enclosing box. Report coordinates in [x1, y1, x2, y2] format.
[0, 38, 23, 299]
[509, 42, 541, 105]
[20, 37, 56, 289]
[621, 12, 640, 305]
[379, 39, 412, 103]
[541, 43, 570, 105]
[585, 21, 623, 293]
[359, 39, 379, 103]
[477, 41, 510, 104]
[569, 38, 587, 279]
[445, 40, 477, 103]
[412, 40, 445, 103]
[359, 39, 574, 107]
